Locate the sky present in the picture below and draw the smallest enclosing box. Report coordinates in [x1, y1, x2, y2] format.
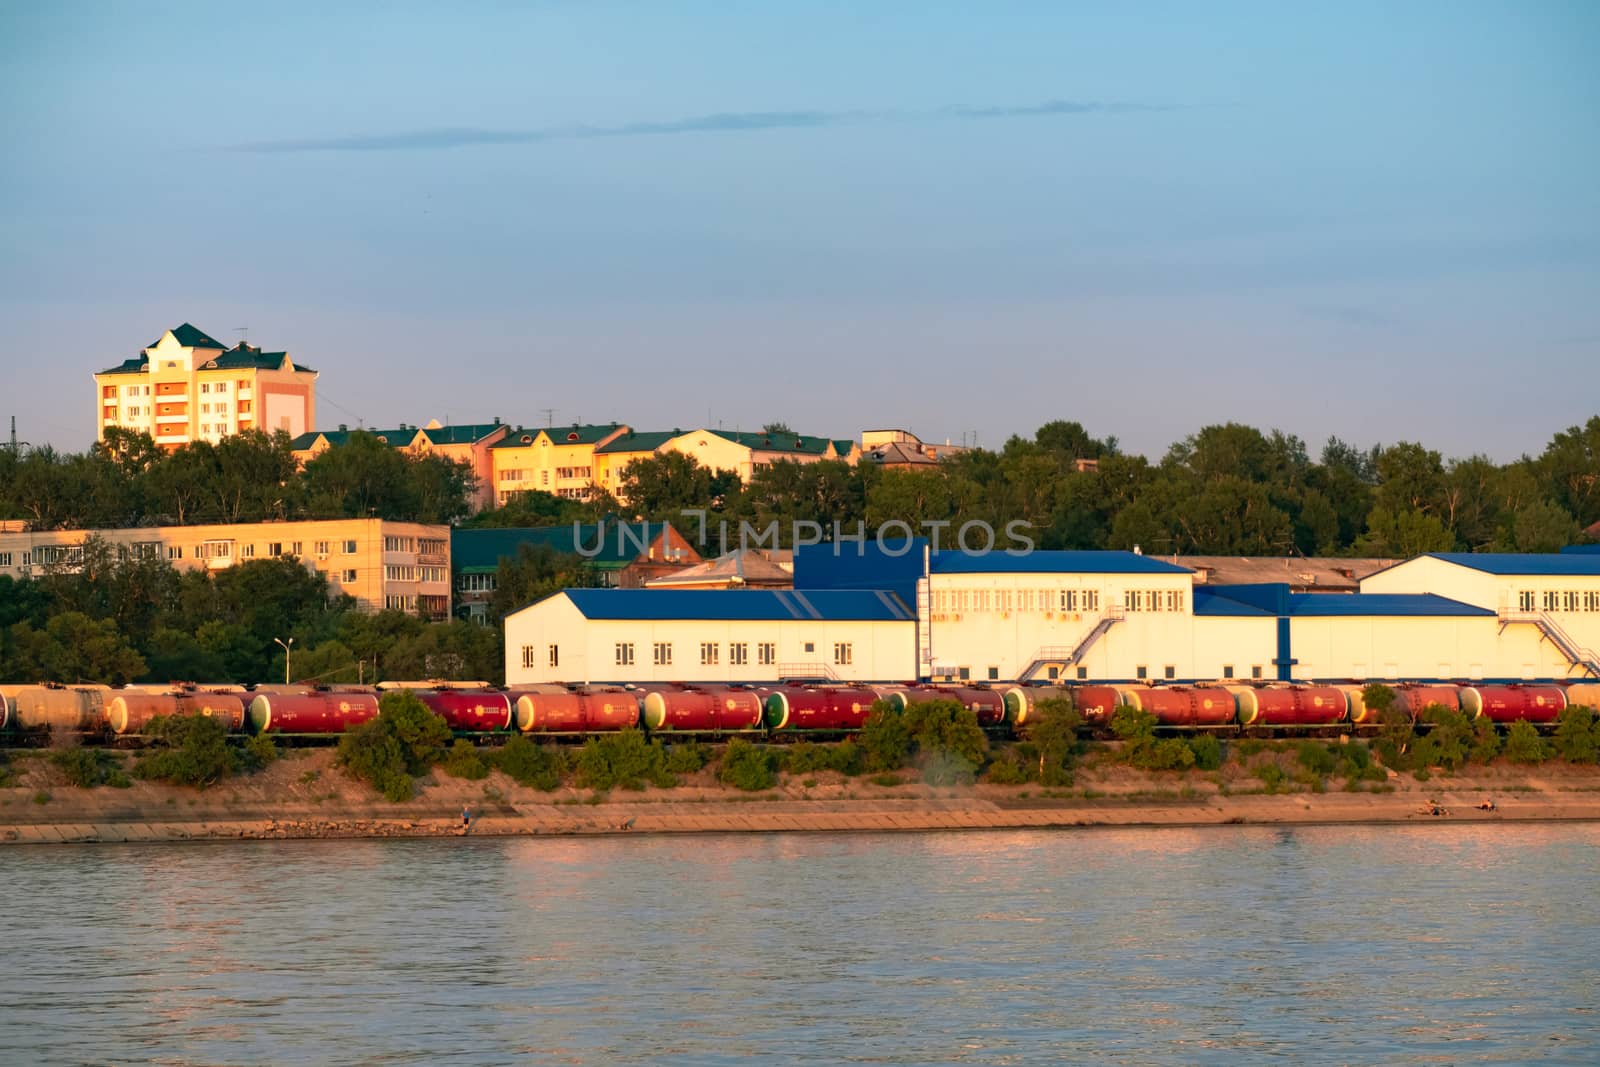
[2, 1, 1596, 462]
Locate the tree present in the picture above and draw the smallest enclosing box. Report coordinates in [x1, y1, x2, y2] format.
[1355, 507, 1456, 557]
[1019, 697, 1080, 785]
[488, 544, 595, 624]
[5, 612, 146, 684]
[618, 452, 739, 520]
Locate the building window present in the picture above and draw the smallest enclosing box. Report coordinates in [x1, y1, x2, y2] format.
[342, 569, 357, 582]
[1223, 665, 1235, 679]
[615, 643, 634, 666]
[343, 540, 358, 554]
[758, 642, 776, 666]
[1076, 666, 1088, 680]
[1137, 665, 1148, 679]
[1164, 665, 1176, 679]
[1059, 589, 1077, 612]
[730, 643, 748, 666]
[290, 542, 302, 555]
[1544, 591, 1560, 611]
[314, 540, 330, 556]
[700, 642, 719, 666]
[1166, 590, 1185, 612]
[549, 645, 559, 668]
[0, 552, 10, 567]
[987, 666, 999, 681]
[834, 642, 853, 666]
[803, 642, 815, 654]
[1252, 666, 1263, 680]
[654, 642, 673, 666]
[522, 645, 537, 669]
[167, 546, 183, 560]
[240, 544, 255, 559]
[201, 383, 210, 394]
[1084, 590, 1100, 612]
[1563, 590, 1578, 612]
[1519, 590, 1536, 611]
[958, 667, 971, 681]
[385, 594, 415, 611]
[384, 536, 415, 552]
[385, 566, 417, 581]
[1587, 592, 1600, 612]
[216, 382, 227, 393]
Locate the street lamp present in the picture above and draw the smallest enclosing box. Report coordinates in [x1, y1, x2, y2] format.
[274, 636, 295, 685]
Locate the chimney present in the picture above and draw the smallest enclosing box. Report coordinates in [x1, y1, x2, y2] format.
[338, 423, 348, 431]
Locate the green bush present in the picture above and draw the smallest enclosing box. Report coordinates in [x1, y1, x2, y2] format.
[1469, 717, 1502, 763]
[860, 707, 912, 771]
[1420, 705, 1475, 771]
[489, 735, 564, 790]
[335, 692, 454, 801]
[1188, 734, 1224, 771]
[718, 739, 778, 791]
[1019, 697, 1080, 785]
[1554, 706, 1600, 763]
[135, 714, 237, 788]
[983, 753, 1030, 784]
[1504, 720, 1548, 764]
[902, 700, 990, 784]
[575, 729, 674, 791]
[782, 741, 833, 776]
[1255, 762, 1287, 793]
[1295, 740, 1337, 776]
[1362, 684, 1398, 717]
[1109, 706, 1196, 771]
[443, 740, 490, 780]
[242, 732, 280, 771]
[664, 742, 711, 776]
[50, 748, 125, 788]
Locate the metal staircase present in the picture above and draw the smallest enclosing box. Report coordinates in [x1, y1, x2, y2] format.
[1019, 607, 1126, 682]
[1498, 610, 1600, 678]
[776, 663, 838, 682]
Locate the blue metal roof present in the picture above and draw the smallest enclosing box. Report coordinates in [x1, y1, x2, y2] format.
[1192, 586, 1281, 616]
[1560, 544, 1600, 555]
[793, 540, 927, 608]
[557, 588, 914, 622]
[932, 550, 1191, 575]
[1423, 553, 1600, 576]
[1288, 593, 1493, 617]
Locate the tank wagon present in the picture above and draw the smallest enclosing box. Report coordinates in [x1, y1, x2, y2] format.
[248, 691, 382, 736]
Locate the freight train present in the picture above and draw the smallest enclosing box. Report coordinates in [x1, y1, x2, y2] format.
[1, 678, 1597, 745]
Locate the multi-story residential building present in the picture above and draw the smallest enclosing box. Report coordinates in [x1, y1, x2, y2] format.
[860, 429, 970, 470]
[660, 428, 858, 482]
[488, 424, 629, 505]
[593, 429, 681, 500]
[290, 419, 510, 512]
[94, 324, 317, 449]
[0, 519, 451, 619]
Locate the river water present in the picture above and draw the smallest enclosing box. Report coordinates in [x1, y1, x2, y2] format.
[1, 824, 1597, 1065]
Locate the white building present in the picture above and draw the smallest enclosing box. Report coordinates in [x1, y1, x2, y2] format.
[1360, 553, 1600, 678]
[504, 589, 916, 686]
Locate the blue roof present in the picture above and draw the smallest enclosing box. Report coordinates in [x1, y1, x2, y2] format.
[1288, 593, 1492, 617]
[1193, 586, 1282, 617]
[932, 550, 1191, 575]
[1560, 544, 1600, 555]
[1423, 553, 1600, 576]
[556, 589, 914, 622]
[793, 540, 927, 608]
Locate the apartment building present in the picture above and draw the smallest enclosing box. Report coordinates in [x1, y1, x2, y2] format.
[94, 324, 318, 449]
[291, 419, 511, 511]
[0, 519, 451, 618]
[489, 424, 630, 505]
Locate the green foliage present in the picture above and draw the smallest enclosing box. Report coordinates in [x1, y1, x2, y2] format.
[1108, 705, 1193, 771]
[664, 742, 712, 776]
[49, 748, 125, 788]
[1554, 706, 1600, 764]
[1361, 684, 1398, 716]
[717, 739, 779, 791]
[443, 740, 490, 780]
[1295, 740, 1337, 776]
[1504, 720, 1549, 764]
[1417, 705, 1476, 772]
[1255, 763, 1287, 793]
[1019, 697, 1080, 786]
[134, 714, 236, 788]
[574, 729, 675, 791]
[489, 735, 564, 790]
[983, 752, 1030, 784]
[1188, 734, 1224, 771]
[336, 692, 453, 801]
[900, 700, 990, 784]
[241, 733, 279, 771]
[860, 707, 912, 772]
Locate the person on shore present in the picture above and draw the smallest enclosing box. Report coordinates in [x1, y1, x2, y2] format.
[1478, 799, 1496, 812]
[461, 807, 472, 832]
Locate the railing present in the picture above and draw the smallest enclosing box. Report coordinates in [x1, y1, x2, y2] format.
[1018, 607, 1127, 681]
[1498, 609, 1600, 678]
[776, 663, 838, 681]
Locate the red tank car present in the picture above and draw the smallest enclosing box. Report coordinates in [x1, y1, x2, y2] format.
[248, 691, 381, 735]
[763, 686, 881, 731]
[1071, 686, 1131, 726]
[1228, 686, 1347, 727]
[642, 686, 765, 732]
[917, 686, 1007, 727]
[107, 691, 247, 735]
[512, 688, 640, 733]
[1127, 687, 1238, 727]
[1001, 686, 1074, 726]
[1394, 684, 1462, 719]
[413, 689, 513, 732]
[1460, 685, 1567, 724]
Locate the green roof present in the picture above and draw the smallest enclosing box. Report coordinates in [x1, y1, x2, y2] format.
[595, 430, 679, 454]
[288, 427, 417, 451]
[99, 355, 150, 376]
[151, 323, 226, 350]
[453, 522, 673, 572]
[705, 429, 837, 456]
[831, 439, 855, 456]
[421, 423, 507, 446]
[492, 423, 626, 449]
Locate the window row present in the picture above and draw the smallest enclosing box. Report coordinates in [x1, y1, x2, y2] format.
[930, 588, 1105, 614]
[613, 641, 791, 667]
[1519, 590, 1600, 613]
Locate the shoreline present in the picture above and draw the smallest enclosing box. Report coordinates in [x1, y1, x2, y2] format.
[8, 789, 1600, 845]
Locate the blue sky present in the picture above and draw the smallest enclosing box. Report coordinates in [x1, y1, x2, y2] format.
[2, 1, 1596, 460]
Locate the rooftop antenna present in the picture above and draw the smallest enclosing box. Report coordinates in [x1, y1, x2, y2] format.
[235, 326, 248, 345]
[539, 408, 556, 428]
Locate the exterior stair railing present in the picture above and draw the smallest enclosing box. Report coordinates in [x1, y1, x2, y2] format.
[1498, 609, 1600, 679]
[1019, 607, 1126, 682]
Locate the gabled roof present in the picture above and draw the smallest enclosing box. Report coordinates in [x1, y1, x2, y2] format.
[552, 588, 913, 622]
[420, 423, 507, 446]
[98, 355, 150, 376]
[645, 549, 794, 588]
[692, 429, 838, 456]
[288, 427, 416, 451]
[492, 423, 626, 449]
[150, 323, 226, 350]
[1419, 552, 1600, 577]
[199, 342, 315, 374]
[932, 550, 1192, 575]
[595, 430, 680, 455]
[452, 522, 674, 573]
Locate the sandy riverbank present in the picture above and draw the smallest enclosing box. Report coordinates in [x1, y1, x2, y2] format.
[4, 747, 1600, 844]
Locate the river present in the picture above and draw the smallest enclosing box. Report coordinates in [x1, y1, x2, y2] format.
[2, 825, 1597, 1065]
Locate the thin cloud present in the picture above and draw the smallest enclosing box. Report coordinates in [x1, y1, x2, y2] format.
[229, 100, 1165, 153]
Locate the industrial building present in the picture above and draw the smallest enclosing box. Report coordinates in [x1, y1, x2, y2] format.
[504, 544, 1600, 687]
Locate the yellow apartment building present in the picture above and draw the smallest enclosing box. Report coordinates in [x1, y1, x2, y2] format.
[489, 423, 629, 505]
[661, 428, 859, 483]
[0, 519, 451, 618]
[291, 420, 510, 512]
[593, 429, 681, 500]
[94, 324, 318, 449]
